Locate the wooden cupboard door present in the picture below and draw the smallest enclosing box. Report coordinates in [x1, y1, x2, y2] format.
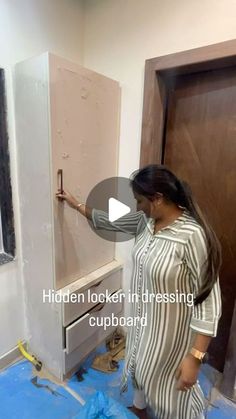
[49, 54, 120, 289]
[164, 67, 236, 371]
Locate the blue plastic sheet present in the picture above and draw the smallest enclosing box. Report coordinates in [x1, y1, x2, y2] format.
[77, 391, 137, 419]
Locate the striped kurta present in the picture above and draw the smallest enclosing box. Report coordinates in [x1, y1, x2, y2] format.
[92, 208, 221, 419]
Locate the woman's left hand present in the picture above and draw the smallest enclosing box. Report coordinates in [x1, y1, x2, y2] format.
[175, 354, 201, 391]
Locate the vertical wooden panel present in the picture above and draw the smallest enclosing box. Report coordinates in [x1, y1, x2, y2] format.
[49, 54, 121, 289]
[140, 62, 166, 167]
[15, 54, 64, 378]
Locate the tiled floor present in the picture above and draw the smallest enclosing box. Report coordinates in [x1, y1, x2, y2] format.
[0, 344, 235, 418]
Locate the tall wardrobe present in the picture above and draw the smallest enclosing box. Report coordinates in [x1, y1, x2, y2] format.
[15, 53, 123, 379]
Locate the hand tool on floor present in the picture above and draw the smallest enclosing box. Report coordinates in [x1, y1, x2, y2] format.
[17, 340, 42, 371]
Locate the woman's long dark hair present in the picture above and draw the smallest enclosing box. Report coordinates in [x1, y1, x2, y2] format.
[130, 164, 221, 305]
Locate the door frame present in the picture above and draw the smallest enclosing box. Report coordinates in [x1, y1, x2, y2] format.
[220, 301, 236, 400]
[140, 38, 236, 167]
[140, 38, 236, 396]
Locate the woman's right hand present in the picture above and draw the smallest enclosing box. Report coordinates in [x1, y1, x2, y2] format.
[56, 190, 79, 209]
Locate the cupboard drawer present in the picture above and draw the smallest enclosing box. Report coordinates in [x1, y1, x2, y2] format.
[65, 289, 123, 354]
[62, 266, 122, 327]
[63, 324, 117, 375]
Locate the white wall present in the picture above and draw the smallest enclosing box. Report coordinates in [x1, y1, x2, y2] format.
[82, 0, 236, 312]
[0, 0, 84, 358]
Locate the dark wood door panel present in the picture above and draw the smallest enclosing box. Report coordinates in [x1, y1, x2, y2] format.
[164, 67, 236, 371]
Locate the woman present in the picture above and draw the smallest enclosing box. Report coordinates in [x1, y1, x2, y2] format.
[57, 164, 222, 419]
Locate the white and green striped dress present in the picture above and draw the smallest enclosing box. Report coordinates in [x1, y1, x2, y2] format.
[92, 208, 221, 419]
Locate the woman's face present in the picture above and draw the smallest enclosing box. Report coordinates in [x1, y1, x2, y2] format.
[133, 191, 152, 217]
[133, 191, 163, 218]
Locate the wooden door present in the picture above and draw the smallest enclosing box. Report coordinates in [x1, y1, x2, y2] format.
[163, 67, 236, 371]
[140, 41, 236, 374]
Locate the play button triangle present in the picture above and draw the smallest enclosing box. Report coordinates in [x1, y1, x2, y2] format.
[108, 197, 131, 222]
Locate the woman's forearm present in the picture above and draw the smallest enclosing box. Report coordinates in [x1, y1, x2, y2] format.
[73, 202, 93, 220]
[191, 333, 212, 353]
[176, 333, 212, 391]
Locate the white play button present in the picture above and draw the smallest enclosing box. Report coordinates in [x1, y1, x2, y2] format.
[108, 197, 131, 222]
[86, 176, 147, 242]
